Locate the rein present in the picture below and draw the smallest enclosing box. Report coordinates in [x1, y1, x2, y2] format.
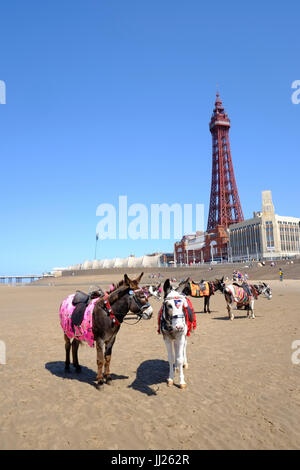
[123, 315, 143, 325]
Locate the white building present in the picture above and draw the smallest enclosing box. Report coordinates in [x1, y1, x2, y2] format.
[229, 191, 300, 261]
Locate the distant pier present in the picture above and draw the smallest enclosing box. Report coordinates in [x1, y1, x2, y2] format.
[0, 275, 43, 284]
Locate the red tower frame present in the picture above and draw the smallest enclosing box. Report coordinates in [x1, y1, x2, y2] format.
[207, 93, 244, 231]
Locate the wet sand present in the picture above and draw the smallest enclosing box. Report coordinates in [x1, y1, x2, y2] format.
[0, 270, 299, 449]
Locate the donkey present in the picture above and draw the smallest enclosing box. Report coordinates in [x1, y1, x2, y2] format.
[158, 279, 196, 389]
[220, 281, 272, 320]
[143, 283, 162, 300]
[59, 274, 153, 388]
[177, 277, 224, 313]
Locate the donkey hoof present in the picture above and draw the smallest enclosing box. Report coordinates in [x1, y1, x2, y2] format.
[183, 363, 189, 369]
[105, 376, 112, 385]
[179, 383, 187, 389]
[96, 380, 105, 390]
[167, 379, 174, 387]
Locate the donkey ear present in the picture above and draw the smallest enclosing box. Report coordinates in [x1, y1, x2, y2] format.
[124, 274, 130, 286]
[136, 272, 144, 283]
[163, 279, 171, 294]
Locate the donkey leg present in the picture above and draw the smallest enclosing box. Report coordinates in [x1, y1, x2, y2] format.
[175, 335, 187, 388]
[64, 334, 71, 371]
[104, 337, 116, 384]
[72, 339, 81, 372]
[250, 300, 255, 319]
[227, 303, 234, 321]
[164, 337, 175, 386]
[95, 337, 105, 388]
[206, 296, 211, 314]
[183, 337, 188, 369]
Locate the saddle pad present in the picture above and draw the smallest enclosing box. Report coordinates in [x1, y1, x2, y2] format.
[59, 294, 99, 347]
[226, 285, 249, 304]
[190, 281, 209, 297]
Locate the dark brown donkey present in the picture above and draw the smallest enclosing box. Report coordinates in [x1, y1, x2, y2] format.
[176, 277, 224, 313]
[61, 273, 152, 388]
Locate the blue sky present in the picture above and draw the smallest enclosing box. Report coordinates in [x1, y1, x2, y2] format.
[0, 1, 299, 275]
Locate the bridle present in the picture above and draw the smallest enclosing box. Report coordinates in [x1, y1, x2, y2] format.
[260, 284, 272, 299]
[162, 293, 186, 331]
[123, 289, 152, 324]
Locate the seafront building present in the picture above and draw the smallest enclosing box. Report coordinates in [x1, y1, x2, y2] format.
[175, 190, 300, 264]
[228, 191, 300, 261]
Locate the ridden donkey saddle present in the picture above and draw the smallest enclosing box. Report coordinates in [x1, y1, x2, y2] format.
[190, 280, 209, 297]
[71, 288, 104, 330]
[71, 291, 90, 330]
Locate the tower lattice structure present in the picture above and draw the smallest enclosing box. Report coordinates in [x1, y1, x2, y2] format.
[207, 93, 244, 232]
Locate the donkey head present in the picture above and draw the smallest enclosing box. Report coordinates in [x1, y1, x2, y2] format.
[214, 276, 226, 293]
[123, 272, 144, 290]
[162, 286, 187, 333]
[261, 282, 272, 300]
[147, 283, 162, 300]
[127, 288, 153, 319]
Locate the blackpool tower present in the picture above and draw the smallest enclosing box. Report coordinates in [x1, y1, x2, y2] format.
[203, 93, 244, 261]
[207, 93, 244, 231]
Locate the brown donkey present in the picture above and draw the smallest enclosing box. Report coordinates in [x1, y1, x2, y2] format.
[60, 273, 152, 388]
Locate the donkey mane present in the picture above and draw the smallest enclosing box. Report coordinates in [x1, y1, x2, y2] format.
[97, 285, 130, 307]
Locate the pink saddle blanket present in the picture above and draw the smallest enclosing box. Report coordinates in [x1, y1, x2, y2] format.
[59, 294, 99, 347]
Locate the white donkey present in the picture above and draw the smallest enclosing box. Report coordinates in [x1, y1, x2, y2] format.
[221, 281, 272, 320]
[158, 279, 196, 389]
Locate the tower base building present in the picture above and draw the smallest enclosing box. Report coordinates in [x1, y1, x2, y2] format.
[228, 191, 300, 261]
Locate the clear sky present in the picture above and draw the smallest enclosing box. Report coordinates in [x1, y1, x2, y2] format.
[0, 1, 299, 275]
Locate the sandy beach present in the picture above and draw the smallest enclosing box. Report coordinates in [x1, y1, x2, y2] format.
[0, 267, 300, 450]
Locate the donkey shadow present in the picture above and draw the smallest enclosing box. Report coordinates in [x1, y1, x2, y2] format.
[45, 361, 128, 388]
[128, 359, 169, 396]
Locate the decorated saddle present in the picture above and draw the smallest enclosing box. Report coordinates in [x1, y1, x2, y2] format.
[60, 294, 98, 347]
[190, 281, 210, 297]
[226, 284, 252, 305]
[59, 293, 118, 348]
